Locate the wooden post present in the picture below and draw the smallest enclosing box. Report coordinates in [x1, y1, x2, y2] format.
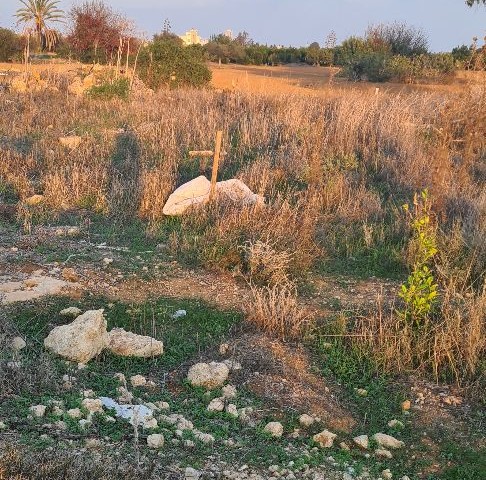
[210, 130, 223, 201]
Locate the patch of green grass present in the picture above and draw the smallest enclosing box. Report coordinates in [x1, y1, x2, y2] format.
[434, 443, 486, 480]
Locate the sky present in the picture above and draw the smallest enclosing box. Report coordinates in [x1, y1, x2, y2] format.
[2, 0, 486, 52]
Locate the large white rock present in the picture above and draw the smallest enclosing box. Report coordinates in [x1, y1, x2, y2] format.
[147, 433, 164, 449]
[163, 176, 211, 216]
[373, 433, 405, 449]
[44, 310, 107, 363]
[106, 328, 163, 358]
[216, 178, 264, 206]
[313, 430, 337, 448]
[187, 362, 229, 389]
[162, 176, 264, 216]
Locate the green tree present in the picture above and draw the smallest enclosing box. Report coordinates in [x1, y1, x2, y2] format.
[0, 28, 22, 61]
[466, 0, 486, 5]
[15, 0, 64, 52]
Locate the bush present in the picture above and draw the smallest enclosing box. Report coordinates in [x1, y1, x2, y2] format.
[87, 77, 130, 100]
[138, 38, 211, 90]
[0, 28, 22, 62]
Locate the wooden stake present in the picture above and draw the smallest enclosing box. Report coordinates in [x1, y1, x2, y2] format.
[210, 130, 223, 201]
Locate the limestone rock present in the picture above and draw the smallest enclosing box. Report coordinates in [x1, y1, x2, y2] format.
[130, 375, 147, 387]
[375, 448, 393, 459]
[222, 384, 237, 399]
[382, 469, 393, 479]
[147, 433, 164, 449]
[353, 434, 369, 449]
[187, 362, 229, 389]
[388, 419, 404, 429]
[60, 307, 82, 317]
[82, 398, 103, 414]
[163, 176, 211, 216]
[30, 405, 46, 418]
[264, 422, 283, 438]
[185, 467, 202, 480]
[44, 310, 107, 363]
[11, 336, 26, 351]
[207, 397, 225, 412]
[67, 408, 82, 419]
[225, 404, 238, 417]
[106, 328, 163, 358]
[313, 430, 337, 448]
[373, 433, 404, 449]
[299, 414, 314, 428]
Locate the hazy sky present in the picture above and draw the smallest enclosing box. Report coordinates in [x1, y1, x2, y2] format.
[2, 0, 485, 52]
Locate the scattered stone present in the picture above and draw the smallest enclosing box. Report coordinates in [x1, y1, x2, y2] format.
[184, 439, 195, 448]
[382, 469, 393, 479]
[373, 433, 404, 449]
[11, 336, 26, 351]
[313, 430, 337, 448]
[185, 467, 202, 479]
[102, 257, 113, 266]
[207, 397, 225, 412]
[143, 417, 158, 429]
[59, 136, 82, 150]
[78, 419, 91, 429]
[85, 438, 102, 449]
[299, 414, 315, 428]
[0, 421, 7, 430]
[82, 398, 103, 414]
[99, 397, 153, 426]
[264, 422, 284, 438]
[187, 362, 229, 389]
[67, 408, 82, 419]
[194, 431, 214, 444]
[353, 434, 369, 449]
[226, 404, 238, 417]
[400, 476, 411, 480]
[2, 276, 70, 305]
[106, 328, 163, 358]
[52, 405, 64, 416]
[222, 384, 237, 399]
[388, 419, 404, 429]
[356, 388, 368, 397]
[30, 405, 47, 418]
[222, 359, 242, 371]
[442, 395, 462, 406]
[83, 390, 95, 398]
[375, 448, 393, 459]
[44, 309, 107, 363]
[172, 309, 187, 319]
[114, 373, 127, 384]
[130, 375, 147, 387]
[147, 433, 164, 449]
[60, 307, 82, 317]
[339, 442, 350, 451]
[402, 400, 411, 411]
[155, 401, 170, 410]
[219, 343, 230, 355]
[117, 386, 133, 404]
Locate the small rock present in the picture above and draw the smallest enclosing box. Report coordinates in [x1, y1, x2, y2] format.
[102, 257, 113, 266]
[194, 431, 214, 444]
[155, 401, 170, 410]
[143, 417, 158, 429]
[207, 397, 225, 412]
[113, 373, 126, 384]
[85, 438, 101, 449]
[61, 268, 79, 283]
[78, 419, 91, 429]
[67, 408, 82, 419]
[382, 469, 393, 479]
[339, 442, 350, 451]
[187, 362, 229, 389]
[400, 476, 411, 480]
[313, 430, 337, 448]
[388, 419, 404, 429]
[60, 307, 82, 317]
[185, 467, 202, 479]
[11, 337, 26, 351]
[402, 400, 411, 411]
[24, 194, 44, 206]
[353, 434, 369, 449]
[222, 358, 242, 371]
[130, 375, 147, 387]
[172, 310, 187, 319]
[52, 405, 64, 416]
[219, 343, 230, 355]
[264, 422, 284, 438]
[373, 433, 404, 449]
[356, 388, 368, 397]
[375, 448, 393, 459]
[0, 421, 7, 430]
[82, 398, 103, 413]
[117, 386, 133, 403]
[59, 136, 82, 149]
[107, 328, 163, 358]
[147, 433, 164, 449]
[222, 384, 237, 399]
[299, 414, 314, 428]
[226, 404, 238, 417]
[83, 389, 95, 398]
[30, 405, 47, 418]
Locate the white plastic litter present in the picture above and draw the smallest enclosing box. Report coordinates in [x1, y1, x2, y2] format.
[172, 310, 187, 319]
[99, 397, 153, 425]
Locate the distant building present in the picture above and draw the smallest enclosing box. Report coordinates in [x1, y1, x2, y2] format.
[223, 29, 233, 40]
[179, 28, 207, 46]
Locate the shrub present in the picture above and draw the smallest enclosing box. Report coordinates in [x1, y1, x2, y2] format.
[87, 77, 130, 100]
[0, 28, 22, 62]
[138, 38, 211, 90]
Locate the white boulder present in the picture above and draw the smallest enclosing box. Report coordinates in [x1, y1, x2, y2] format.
[163, 176, 211, 216]
[187, 362, 229, 389]
[373, 433, 405, 449]
[313, 430, 337, 448]
[106, 328, 163, 358]
[147, 433, 164, 449]
[44, 310, 107, 363]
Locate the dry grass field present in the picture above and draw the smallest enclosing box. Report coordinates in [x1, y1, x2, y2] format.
[0, 61, 485, 479]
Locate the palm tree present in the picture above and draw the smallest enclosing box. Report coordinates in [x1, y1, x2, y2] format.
[15, 0, 64, 52]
